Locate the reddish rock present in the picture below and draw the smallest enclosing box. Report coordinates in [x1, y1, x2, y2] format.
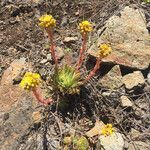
[88, 6, 150, 69]
[0, 58, 40, 150]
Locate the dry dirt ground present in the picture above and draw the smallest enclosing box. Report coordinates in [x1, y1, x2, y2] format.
[0, 0, 150, 150]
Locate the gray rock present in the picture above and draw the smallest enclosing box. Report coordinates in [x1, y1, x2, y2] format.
[61, 16, 68, 27]
[97, 132, 124, 150]
[122, 71, 145, 90]
[120, 96, 133, 107]
[99, 65, 123, 89]
[88, 6, 150, 69]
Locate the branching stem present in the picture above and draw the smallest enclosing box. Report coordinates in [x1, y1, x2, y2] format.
[84, 58, 101, 82]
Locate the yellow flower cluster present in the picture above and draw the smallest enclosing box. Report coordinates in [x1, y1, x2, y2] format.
[101, 124, 114, 136]
[78, 21, 93, 34]
[20, 72, 41, 90]
[98, 44, 112, 58]
[39, 15, 56, 29]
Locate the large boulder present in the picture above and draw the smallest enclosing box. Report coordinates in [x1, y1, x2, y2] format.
[88, 6, 150, 70]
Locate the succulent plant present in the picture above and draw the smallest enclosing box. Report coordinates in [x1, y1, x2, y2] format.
[73, 136, 89, 150]
[54, 65, 82, 94]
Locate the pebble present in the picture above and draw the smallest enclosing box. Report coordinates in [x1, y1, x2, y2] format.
[120, 96, 133, 107]
[47, 54, 52, 61]
[63, 37, 78, 43]
[122, 71, 145, 91]
[147, 71, 150, 84]
[40, 59, 47, 64]
[61, 16, 68, 27]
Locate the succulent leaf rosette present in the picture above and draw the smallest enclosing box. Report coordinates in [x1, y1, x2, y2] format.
[54, 65, 82, 94]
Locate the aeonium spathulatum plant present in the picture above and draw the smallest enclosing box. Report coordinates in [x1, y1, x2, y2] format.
[20, 14, 112, 105]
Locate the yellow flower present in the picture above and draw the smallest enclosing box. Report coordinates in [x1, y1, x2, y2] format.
[39, 14, 56, 29]
[98, 44, 112, 58]
[20, 72, 41, 90]
[78, 21, 93, 34]
[101, 124, 114, 136]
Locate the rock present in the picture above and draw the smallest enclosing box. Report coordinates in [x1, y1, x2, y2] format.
[122, 71, 145, 90]
[129, 128, 141, 139]
[40, 59, 47, 64]
[47, 54, 52, 61]
[97, 132, 124, 150]
[101, 91, 111, 97]
[120, 96, 133, 107]
[128, 141, 149, 150]
[99, 65, 123, 89]
[147, 71, 150, 84]
[88, 6, 150, 69]
[61, 16, 68, 27]
[32, 111, 42, 124]
[0, 58, 27, 112]
[63, 37, 78, 43]
[0, 59, 40, 150]
[4, 58, 26, 83]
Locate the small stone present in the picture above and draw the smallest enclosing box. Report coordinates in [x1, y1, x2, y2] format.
[130, 128, 141, 139]
[124, 141, 129, 149]
[61, 16, 68, 27]
[120, 96, 133, 107]
[122, 71, 145, 90]
[39, 68, 47, 79]
[147, 71, 150, 84]
[63, 37, 78, 43]
[47, 54, 52, 61]
[99, 65, 123, 89]
[97, 132, 124, 150]
[32, 111, 42, 124]
[9, 19, 18, 25]
[40, 59, 47, 64]
[102, 91, 111, 97]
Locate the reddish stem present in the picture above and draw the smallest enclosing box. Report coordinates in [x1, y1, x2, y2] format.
[47, 29, 58, 69]
[76, 33, 87, 71]
[32, 88, 53, 105]
[84, 58, 101, 82]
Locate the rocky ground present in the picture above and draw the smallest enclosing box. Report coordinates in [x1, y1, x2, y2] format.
[0, 0, 150, 150]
